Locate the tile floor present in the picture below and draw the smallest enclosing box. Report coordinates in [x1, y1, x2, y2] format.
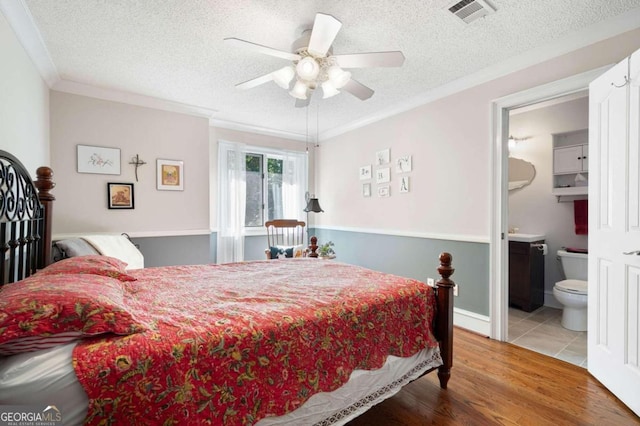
[508, 306, 587, 368]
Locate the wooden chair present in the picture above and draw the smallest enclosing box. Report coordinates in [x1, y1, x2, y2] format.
[264, 219, 306, 259]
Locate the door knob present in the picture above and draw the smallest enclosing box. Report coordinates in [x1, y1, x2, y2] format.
[623, 250, 640, 255]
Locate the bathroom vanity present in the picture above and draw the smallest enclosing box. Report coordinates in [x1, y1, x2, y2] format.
[508, 234, 545, 312]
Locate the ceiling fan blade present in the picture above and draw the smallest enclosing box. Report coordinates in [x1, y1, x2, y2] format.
[235, 73, 274, 90]
[342, 79, 374, 100]
[224, 37, 301, 61]
[295, 98, 311, 108]
[307, 13, 342, 57]
[333, 51, 405, 68]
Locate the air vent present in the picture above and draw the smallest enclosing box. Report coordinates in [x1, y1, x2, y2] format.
[447, 0, 496, 24]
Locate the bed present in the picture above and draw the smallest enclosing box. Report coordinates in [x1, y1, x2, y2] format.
[0, 150, 455, 425]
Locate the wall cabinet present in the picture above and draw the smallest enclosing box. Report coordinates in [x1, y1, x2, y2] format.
[554, 144, 588, 174]
[509, 240, 545, 312]
[552, 129, 588, 196]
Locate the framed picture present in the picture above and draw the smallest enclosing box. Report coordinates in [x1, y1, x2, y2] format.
[77, 145, 121, 175]
[396, 155, 412, 173]
[359, 165, 372, 180]
[363, 183, 371, 197]
[107, 183, 134, 209]
[157, 159, 184, 191]
[400, 176, 410, 193]
[376, 148, 390, 166]
[378, 185, 390, 197]
[376, 167, 390, 184]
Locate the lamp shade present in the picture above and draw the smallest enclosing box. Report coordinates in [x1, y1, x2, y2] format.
[321, 81, 340, 99]
[304, 198, 324, 213]
[296, 57, 320, 81]
[272, 66, 295, 89]
[289, 80, 308, 99]
[327, 66, 351, 89]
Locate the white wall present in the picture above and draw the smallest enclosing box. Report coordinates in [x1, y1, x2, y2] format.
[315, 28, 640, 242]
[0, 12, 49, 173]
[50, 91, 209, 236]
[508, 97, 589, 298]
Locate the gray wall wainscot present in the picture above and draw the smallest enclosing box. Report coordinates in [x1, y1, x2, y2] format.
[132, 234, 215, 267]
[310, 228, 490, 317]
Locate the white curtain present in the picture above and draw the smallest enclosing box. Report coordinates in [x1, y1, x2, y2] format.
[282, 150, 308, 221]
[217, 141, 246, 264]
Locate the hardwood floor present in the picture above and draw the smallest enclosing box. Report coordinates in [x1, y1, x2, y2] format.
[347, 328, 639, 426]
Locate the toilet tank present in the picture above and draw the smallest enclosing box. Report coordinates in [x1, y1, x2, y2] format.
[557, 250, 588, 281]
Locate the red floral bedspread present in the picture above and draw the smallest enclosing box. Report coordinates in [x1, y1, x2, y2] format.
[72, 259, 438, 425]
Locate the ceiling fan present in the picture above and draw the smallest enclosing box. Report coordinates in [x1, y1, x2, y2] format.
[224, 13, 405, 108]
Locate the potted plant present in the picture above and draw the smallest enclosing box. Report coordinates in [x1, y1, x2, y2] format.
[318, 241, 336, 259]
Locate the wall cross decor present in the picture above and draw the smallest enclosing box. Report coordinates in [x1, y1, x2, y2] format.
[129, 154, 147, 182]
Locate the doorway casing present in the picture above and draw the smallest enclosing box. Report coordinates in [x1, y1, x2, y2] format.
[489, 65, 612, 341]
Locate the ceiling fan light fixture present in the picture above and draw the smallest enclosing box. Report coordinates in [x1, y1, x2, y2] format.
[272, 66, 295, 89]
[296, 57, 320, 81]
[321, 81, 340, 99]
[327, 66, 351, 88]
[289, 80, 308, 99]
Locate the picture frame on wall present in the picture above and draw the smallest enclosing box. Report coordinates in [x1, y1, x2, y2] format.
[400, 176, 410, 193]
[157, 159, 184, 191]
[107, 183, 134, 209]
[363, 183, 371, 197]
[359, 165, 372, 180]
[395, 155, 412, 173]
[376, 167, 390, 184]
[77, 144, 121, 175]
[378, 185, 390, 197]
[376, 148, 390, 166]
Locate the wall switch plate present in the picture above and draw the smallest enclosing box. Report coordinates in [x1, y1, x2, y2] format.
[427, 277, 435, 287]
[453, 284, 459, 296]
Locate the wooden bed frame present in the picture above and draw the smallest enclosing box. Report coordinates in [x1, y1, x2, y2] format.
[0, 149, 455, 395]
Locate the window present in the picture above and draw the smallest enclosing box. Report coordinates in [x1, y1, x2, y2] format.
[245, 154, 287, 227]
[217, 141, 307, 263]
[236, 147, 307, 228]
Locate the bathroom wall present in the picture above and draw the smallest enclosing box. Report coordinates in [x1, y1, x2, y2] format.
[508, 95, 589, 306]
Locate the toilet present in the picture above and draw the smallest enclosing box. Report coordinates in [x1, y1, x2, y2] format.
[553, 249, 588, 331]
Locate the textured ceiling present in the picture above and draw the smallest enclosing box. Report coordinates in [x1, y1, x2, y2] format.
[18, 0, 640, 139]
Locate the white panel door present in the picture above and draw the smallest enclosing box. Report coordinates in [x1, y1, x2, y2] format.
[588, 48, 640, 416]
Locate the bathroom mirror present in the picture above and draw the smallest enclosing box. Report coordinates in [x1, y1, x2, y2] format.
[508, 157, 536, 191]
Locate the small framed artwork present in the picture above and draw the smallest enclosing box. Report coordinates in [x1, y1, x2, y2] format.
[359, 165, 372, 180]
[376, 148, 390, 166]
[107, 183, 134, 209]
[378, 185, 390, 197]
[376, 167, 390, 184]
[77, 145, 121, 175]
[157, 159, 184, 191]
[396, 155, 412, 173]
[400, 176, 410, 193]
[363, 183, 371, 197]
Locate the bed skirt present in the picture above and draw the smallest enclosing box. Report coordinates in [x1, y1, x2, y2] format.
[0, 343, 442, 425]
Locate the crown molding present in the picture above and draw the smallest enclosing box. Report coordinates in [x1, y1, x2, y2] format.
[0, 0, 59, 87]
[320, 7, 640, 141]
[53, 79, 217, 119]
[210, 118, 309, 142]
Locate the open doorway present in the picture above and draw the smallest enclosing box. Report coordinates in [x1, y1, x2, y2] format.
[489, 65, 610, 345]
[505, 92, 589, 367]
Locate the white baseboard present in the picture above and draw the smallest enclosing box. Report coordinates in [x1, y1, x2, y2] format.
[454, 307, 490, 337]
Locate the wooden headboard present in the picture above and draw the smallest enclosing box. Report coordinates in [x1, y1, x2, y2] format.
[0, 151, 55, 285]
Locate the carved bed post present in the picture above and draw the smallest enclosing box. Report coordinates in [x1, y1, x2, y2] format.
[34, 166, 55, 268]
[435, 252, 455, 389]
